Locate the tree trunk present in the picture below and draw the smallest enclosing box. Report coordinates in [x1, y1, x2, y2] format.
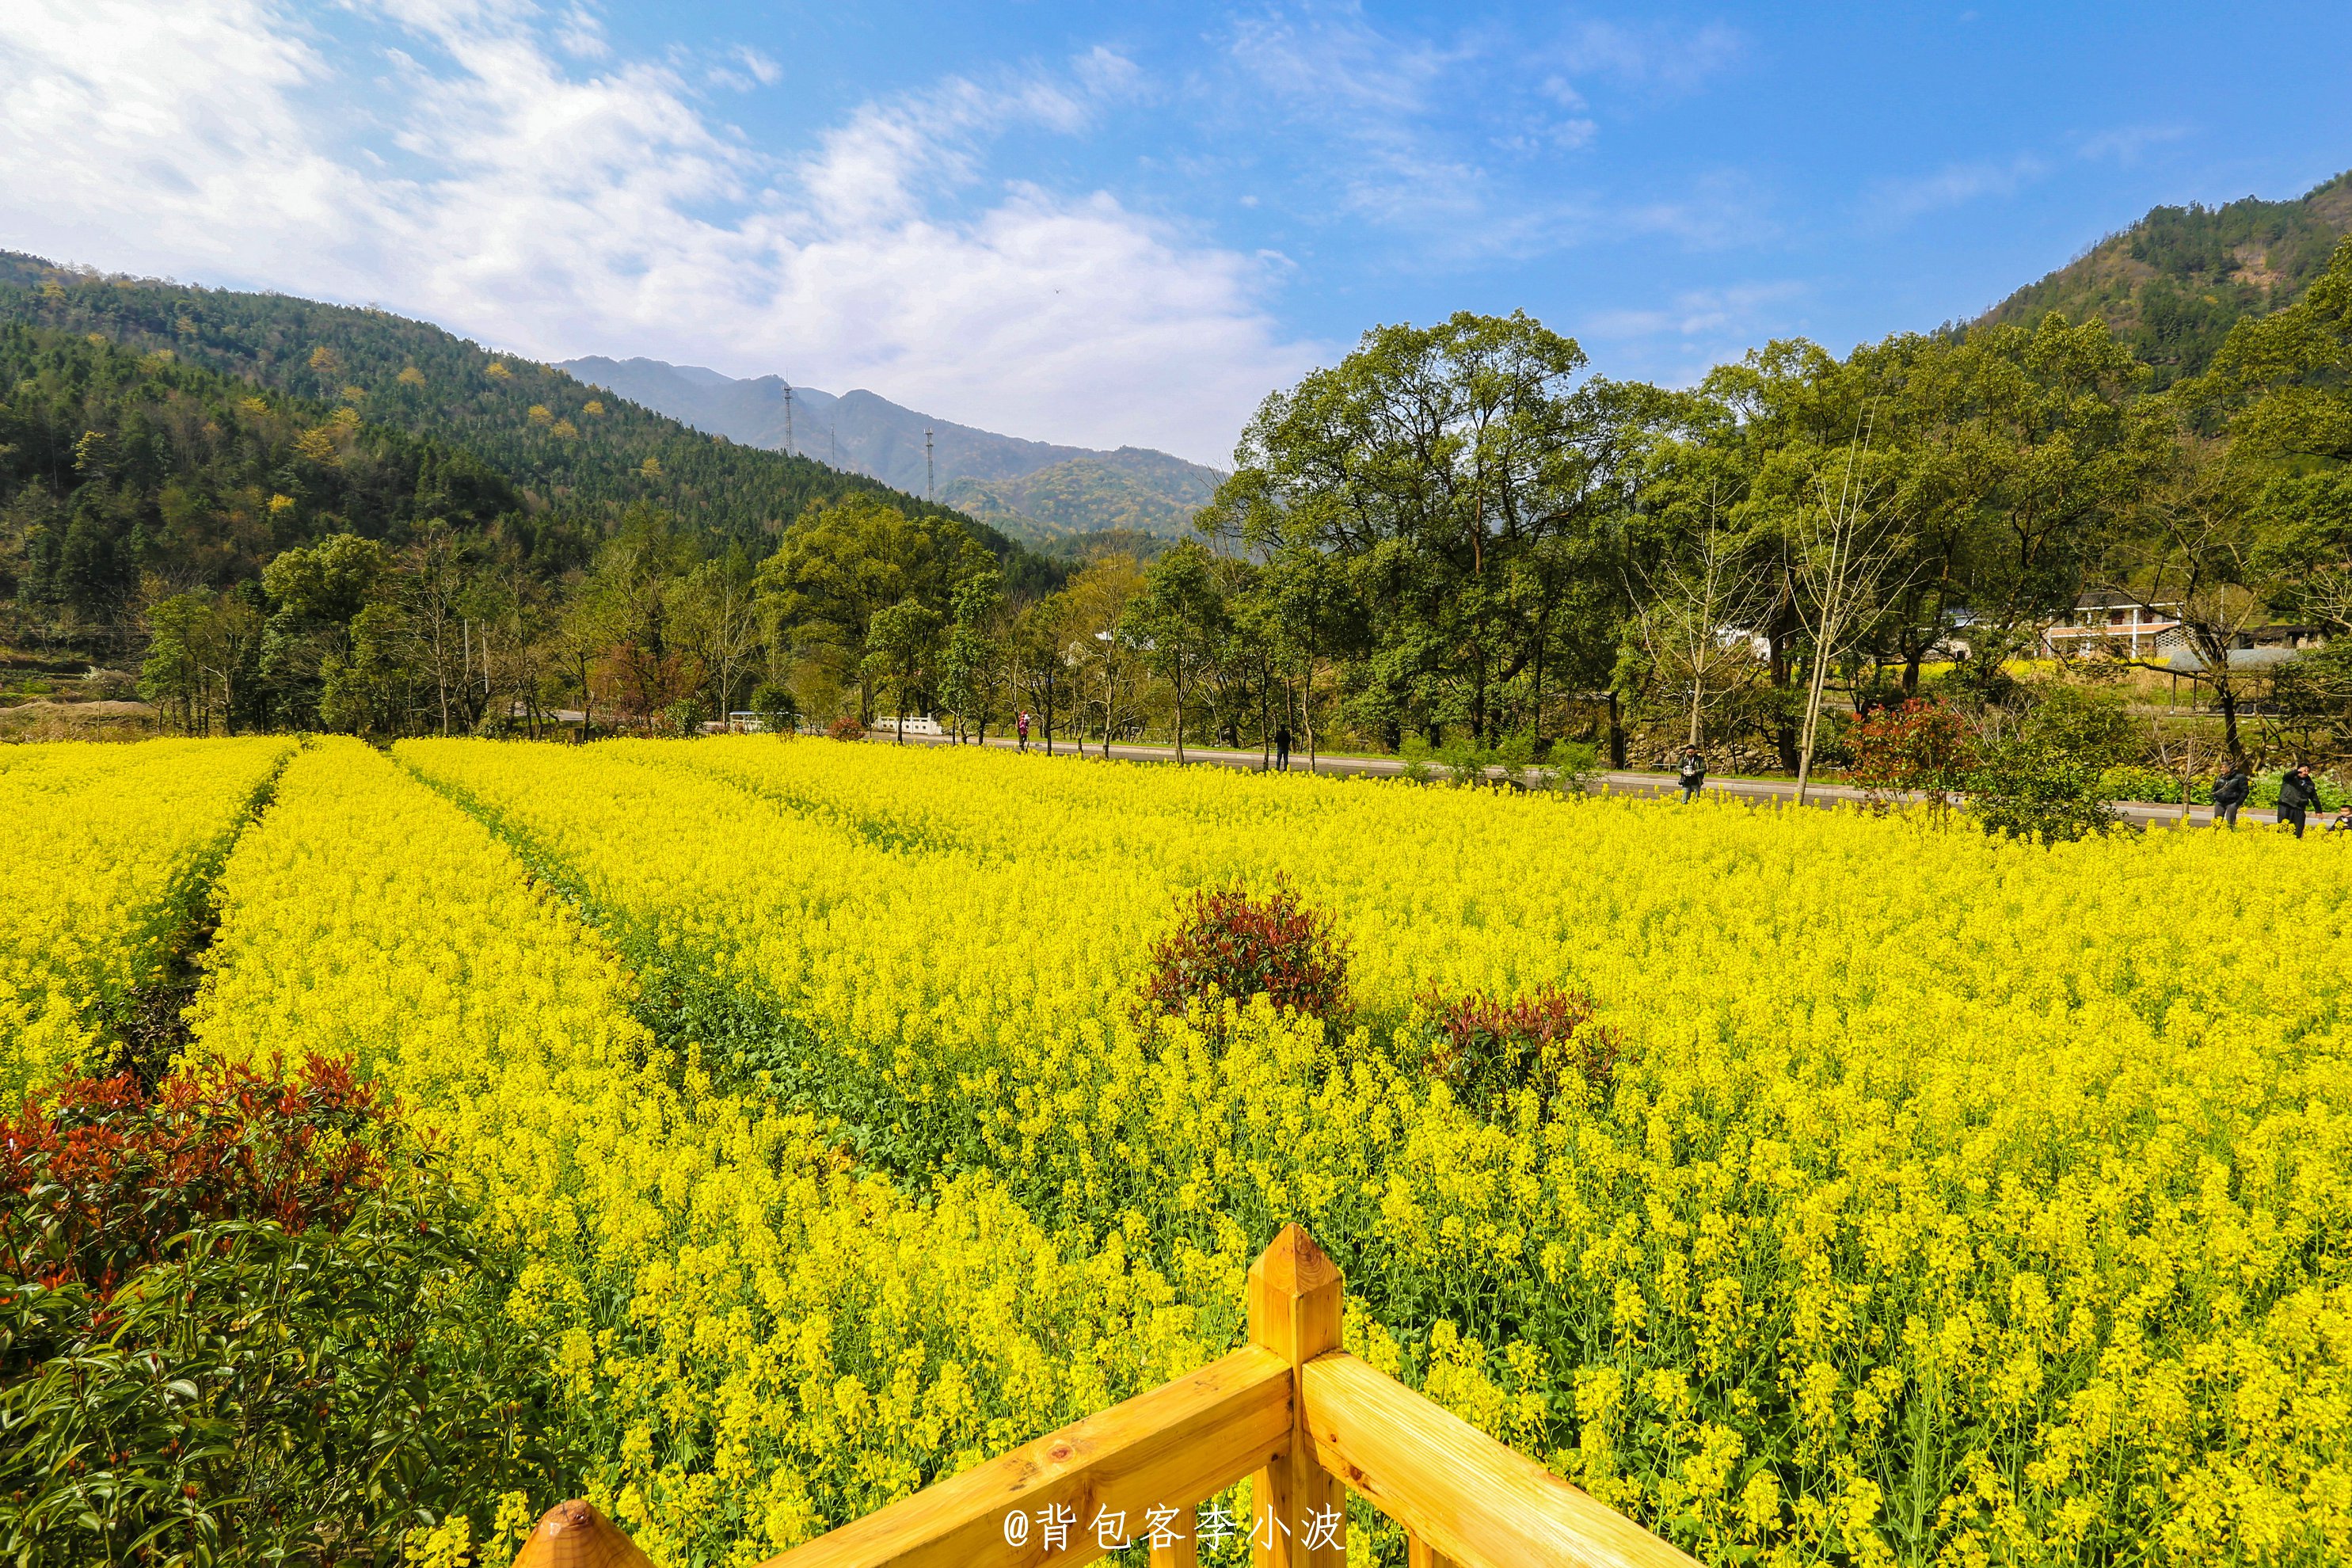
[1794, 650, 1832, 805]
[1607, 690, 1626, 768]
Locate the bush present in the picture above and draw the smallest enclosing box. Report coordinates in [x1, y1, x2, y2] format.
[1414, 985, 1620, 1109]
[824, 714, 868, 742]
[2098, 764, 2205, 805]
[1849, 698, 1977, 814]
[659, 696, 708, 738]
[1539, 740, 1603, 796]
[748, 681, 800, 736]
[1967, 738, 2121, 846]
[0, 1057, 561, 1566]
[1140, 881, 1349, 1025]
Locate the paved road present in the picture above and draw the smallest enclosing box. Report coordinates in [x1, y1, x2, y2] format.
[863, 728, 2293, 832]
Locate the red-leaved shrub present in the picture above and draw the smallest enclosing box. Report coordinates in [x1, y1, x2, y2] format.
[1140, 881, 1349, 1024]
[1849, 698, 1977, 816]
[826, 714, 869, 741]
[1419, 984, 1619, 1106]
[0, 1053, 394, 1300]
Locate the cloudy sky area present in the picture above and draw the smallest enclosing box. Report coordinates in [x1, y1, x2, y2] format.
[2, 2, 2348, 466]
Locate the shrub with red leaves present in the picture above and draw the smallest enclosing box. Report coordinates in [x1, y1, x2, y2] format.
[826, 714, 869, 741]
[0, 1053, 390, 1302]
[1418, 984, 1620, 1108]
[0, 1056, 565, 1565]
[1140, 881, 1350, 1025]
[1849, 698, 1977, 816]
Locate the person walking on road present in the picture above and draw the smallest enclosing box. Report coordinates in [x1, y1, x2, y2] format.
[1016, 710, 1030, 752]
[2278, 763, 2320, 839]
[2212, 761, 2251, 829]
[1274, 725, 1292, 772]
[1676, 745, 1706, 803]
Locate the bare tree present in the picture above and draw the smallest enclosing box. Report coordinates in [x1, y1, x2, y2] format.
[1630, 481, 1774, 755]
[1791, 415, 1911, 804]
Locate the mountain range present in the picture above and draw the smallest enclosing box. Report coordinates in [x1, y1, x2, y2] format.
[558, 356, 1220, 554]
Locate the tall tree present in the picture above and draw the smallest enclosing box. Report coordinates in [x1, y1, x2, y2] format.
[938, 568, 1005, 743]
[865, 596, 942, 743]
[1204, 310, 1641, 748]
[755, 495, 988, 725]
[1121, 542, 1229, 762]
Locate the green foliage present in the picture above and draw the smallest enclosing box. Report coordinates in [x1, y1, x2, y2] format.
[748, 680, 800, 736]
[0, 1059, 562, 1566]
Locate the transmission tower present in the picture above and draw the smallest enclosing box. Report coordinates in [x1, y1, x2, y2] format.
[926, 429, 934, 504]
[782, 380, 794, 455]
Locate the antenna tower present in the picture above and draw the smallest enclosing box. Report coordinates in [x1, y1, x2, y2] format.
[926, 429, 934, 504]
[782, 381, 794, 456]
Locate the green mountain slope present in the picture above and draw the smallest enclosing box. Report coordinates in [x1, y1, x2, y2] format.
[942, 451, 1218, 546]
[0, 254, 1054, 584]
[0, 322, 565, 627]
[1978, 171, 2352, 386]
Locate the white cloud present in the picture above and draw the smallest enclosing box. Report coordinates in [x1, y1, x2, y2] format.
[1583, 280, 1805, 343]
[1555, 20, 1743, 92]
[2076, 123, 2190, 164]
[0, 0, 1314, 464]
[1867, 154, 2050, 222]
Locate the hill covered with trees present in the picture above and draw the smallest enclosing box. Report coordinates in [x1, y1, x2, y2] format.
[1978, 170, 2352, 386]
[0, 253, 1063, 609]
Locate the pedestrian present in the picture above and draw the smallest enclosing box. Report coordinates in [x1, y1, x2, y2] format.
[2211, 759, 2250, 829]
[1016, 710, 1029, 752]
[2277, 763, 2320, 839]
[1676, 744, 1706, 804]
[1274, 725, 1292, 772]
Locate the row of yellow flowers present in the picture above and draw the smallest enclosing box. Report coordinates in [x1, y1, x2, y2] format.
[185, 740, 1236, 1566]
[395, 736, 2352, 1566]
[0, 737, 288, 1103]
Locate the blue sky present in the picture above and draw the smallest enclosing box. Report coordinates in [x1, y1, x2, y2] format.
[2, 2, 2347, 464]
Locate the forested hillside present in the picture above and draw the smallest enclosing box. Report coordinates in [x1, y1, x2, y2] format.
[0, 325, 569, 622]
[0, 253, 1054, 590]
[1979, 170, 2352, 385]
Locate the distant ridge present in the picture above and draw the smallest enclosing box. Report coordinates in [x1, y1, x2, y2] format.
[1977, 170, 2352, 386]
[560, 356, 1221, 550]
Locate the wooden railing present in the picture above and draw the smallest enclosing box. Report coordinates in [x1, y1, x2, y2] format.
[748, 1225, 1696, 1568]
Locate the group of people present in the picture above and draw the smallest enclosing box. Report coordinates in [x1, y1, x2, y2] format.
[1010, 710, 1298, 771]
[2213, 761, 2346, 837]
[1673, 745, 2344, 835]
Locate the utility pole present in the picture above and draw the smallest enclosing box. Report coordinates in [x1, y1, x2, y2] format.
[926, 429, 934, 504]
[782, 381, 794, 455]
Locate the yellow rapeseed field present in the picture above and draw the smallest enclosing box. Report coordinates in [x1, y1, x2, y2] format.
[0, 737, 287, 1102]
[395, 736, 2350, 1566]
[11, 733, 2345, 1565]
[185, 740, 1240, 1566]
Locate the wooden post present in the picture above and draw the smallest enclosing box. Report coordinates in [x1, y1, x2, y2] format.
[1150, 1511, 1201, 1568]
[1250, 1224, 1345, 1568]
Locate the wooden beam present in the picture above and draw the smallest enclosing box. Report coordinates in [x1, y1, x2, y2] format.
[755, 1346, 1290, 1568]
[1301, 1352, 1699, 1568]
[1249, 1224, 1346, 1568]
